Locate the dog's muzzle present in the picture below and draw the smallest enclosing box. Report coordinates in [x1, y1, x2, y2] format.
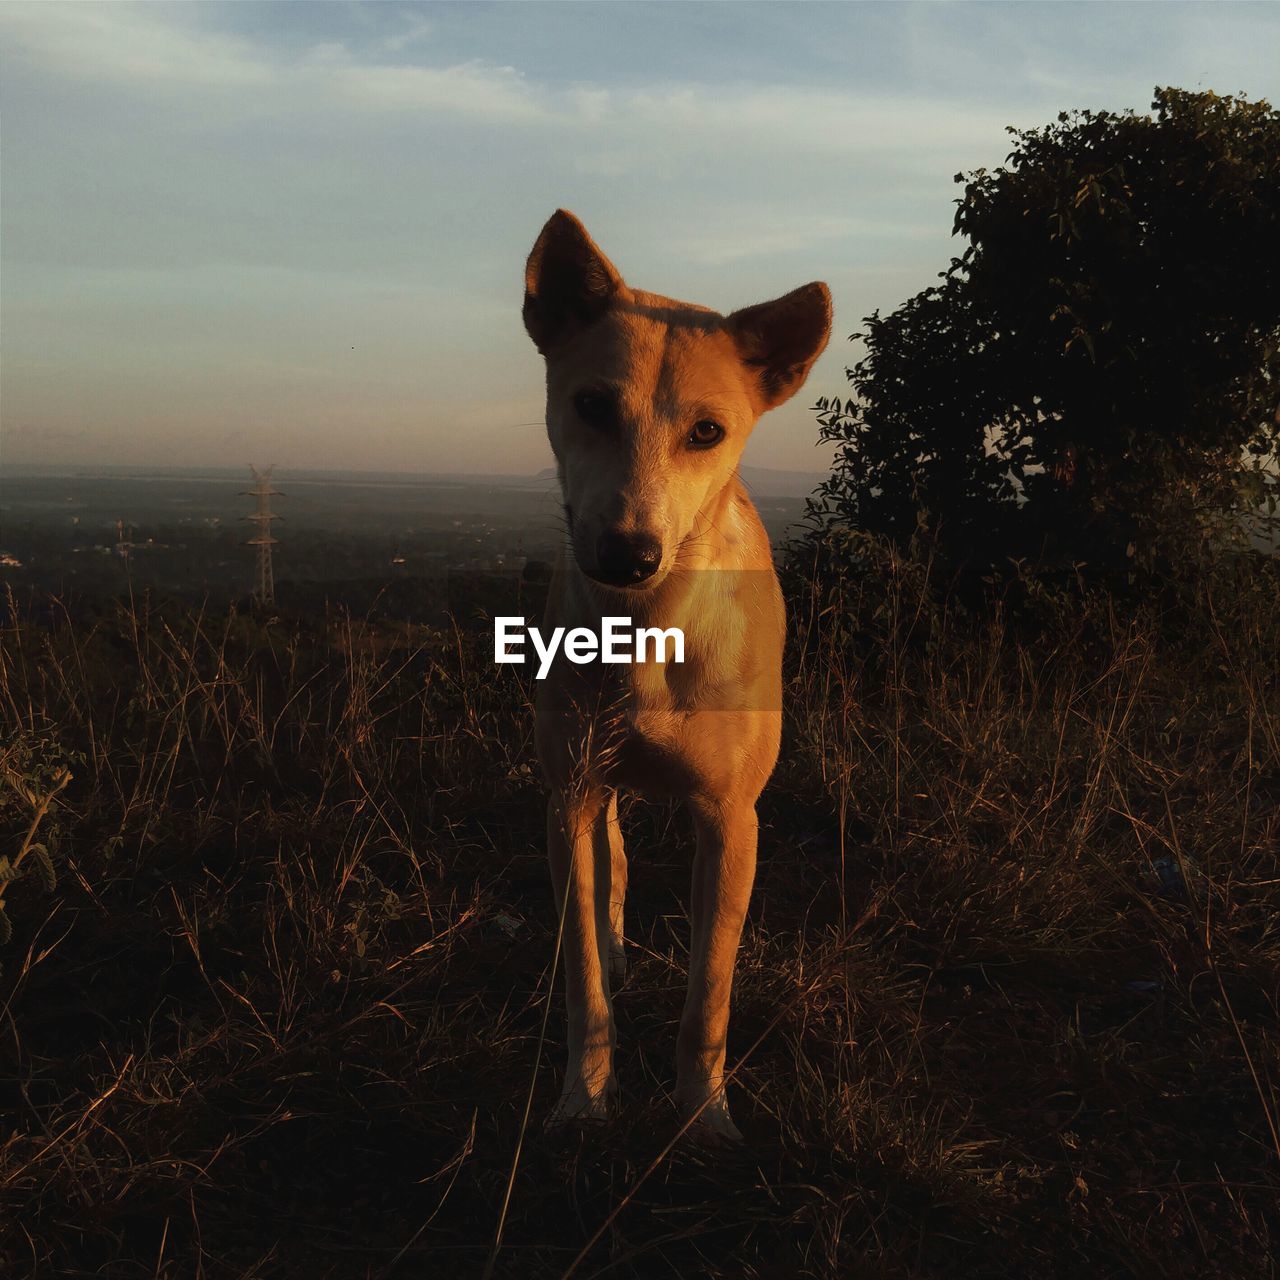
[590, 529, 662, 587]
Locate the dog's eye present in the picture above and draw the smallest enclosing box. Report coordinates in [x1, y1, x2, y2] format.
[687, 420, 724, 449]
[573, 389, 615, 429]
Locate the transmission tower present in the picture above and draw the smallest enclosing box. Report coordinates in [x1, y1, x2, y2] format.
[241, 466, 283, 606]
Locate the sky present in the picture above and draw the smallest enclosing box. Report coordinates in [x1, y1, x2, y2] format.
[2, 1, 1278, 478]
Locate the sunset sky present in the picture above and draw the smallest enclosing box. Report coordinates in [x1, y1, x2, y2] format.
[3, 1, 1278, 476]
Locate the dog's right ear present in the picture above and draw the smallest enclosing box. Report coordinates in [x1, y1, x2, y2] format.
[523, 210, 624, 354]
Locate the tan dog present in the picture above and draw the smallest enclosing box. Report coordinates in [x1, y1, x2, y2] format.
[522, 210, 830, 1139]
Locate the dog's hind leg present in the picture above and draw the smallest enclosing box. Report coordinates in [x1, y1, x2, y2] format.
[546, 789, 618, 1126]
[596, 790, 628, 985]
[674, 796, 759, 1141]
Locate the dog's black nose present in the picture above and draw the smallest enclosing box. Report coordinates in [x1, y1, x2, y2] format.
[594, 530, 662, 585]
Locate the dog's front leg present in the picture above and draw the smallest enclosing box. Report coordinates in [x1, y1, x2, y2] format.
[546, 789, 618, 1126]
[600, 790, 628, 984]
[675, 797, 758, 1141]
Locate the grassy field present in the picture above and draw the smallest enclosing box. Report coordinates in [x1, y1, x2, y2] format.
[1, 555, 1277, 1278]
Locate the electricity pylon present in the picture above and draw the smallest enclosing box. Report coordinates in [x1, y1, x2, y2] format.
[241, 466, 282, 606]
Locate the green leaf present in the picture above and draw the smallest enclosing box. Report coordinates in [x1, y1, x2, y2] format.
[30, 845, 57, 894]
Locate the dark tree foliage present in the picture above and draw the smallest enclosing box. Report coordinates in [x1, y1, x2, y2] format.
[807, 88, 1280, 576]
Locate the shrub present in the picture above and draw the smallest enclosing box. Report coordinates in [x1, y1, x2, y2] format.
[807, 88, 1280, 580]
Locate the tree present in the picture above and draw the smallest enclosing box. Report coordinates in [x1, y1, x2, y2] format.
[807, 88, 1280, 577]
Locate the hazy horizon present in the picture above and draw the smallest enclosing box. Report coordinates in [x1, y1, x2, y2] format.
[3, 1, 1278, 476]
[0, 457, 830, 480]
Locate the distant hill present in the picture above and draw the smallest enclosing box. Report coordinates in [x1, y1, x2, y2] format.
[528, 465, 824, 499]
[737, 466, 827, 499]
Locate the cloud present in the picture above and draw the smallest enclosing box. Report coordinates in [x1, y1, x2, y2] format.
[321, 56, 544, 121]
[0, 3, 1019, 152]
[0, 2, 274, 90]
[0, 4, 543, 120]
[616, 85, 1016, 159]
[675, 215, 937, 267]
[379, 12, 433, 55]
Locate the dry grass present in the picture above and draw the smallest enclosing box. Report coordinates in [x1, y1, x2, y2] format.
[0, 558, 1277, 1279]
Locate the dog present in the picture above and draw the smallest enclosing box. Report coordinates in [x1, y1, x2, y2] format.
[522, 209, 831, 1139]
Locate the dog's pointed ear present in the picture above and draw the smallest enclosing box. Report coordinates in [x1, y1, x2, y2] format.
[728, 282, 832, 411]
[523, 210, 625, 354]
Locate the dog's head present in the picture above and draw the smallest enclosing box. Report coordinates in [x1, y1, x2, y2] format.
[523, 209, 831, 590]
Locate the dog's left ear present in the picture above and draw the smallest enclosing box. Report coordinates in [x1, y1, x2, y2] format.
[523, 209, 625, 355]
[728, 282, 832, 411]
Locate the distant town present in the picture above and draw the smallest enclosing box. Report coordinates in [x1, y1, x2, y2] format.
[0, 465, 818, 616]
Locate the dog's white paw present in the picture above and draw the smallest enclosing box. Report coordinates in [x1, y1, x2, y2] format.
[677, 1091, 743, 1144]
[545, 1076, 618, 1132]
